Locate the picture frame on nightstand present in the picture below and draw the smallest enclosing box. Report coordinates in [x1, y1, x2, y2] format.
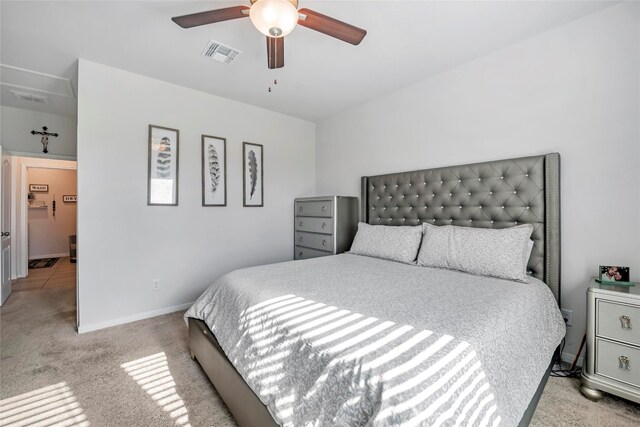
[598, 265, 631, 285]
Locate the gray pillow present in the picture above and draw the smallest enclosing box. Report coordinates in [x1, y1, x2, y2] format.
[349, 222, 423, 264]
[417, 223, 534, 282]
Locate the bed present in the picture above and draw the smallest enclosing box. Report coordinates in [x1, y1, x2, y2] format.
[186, 153, 564, 426]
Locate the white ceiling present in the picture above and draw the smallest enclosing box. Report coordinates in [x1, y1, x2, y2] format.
[0, 1, 616, 121]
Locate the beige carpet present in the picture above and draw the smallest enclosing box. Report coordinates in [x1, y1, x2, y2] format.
[1, 259, 638, 426]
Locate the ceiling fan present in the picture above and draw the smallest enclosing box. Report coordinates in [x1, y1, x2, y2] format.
[172, 0, 367, 69]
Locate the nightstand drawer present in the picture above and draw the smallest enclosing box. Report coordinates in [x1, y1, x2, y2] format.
[295, 217, 332, 234]
[295, 232, 333, 252]
[596, 338, 640, 387]
[597, 300, 640, 345]
[294, 246, 330, 260]
[295, 200, 333, 218]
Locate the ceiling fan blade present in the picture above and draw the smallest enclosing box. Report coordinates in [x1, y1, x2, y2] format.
[172, 6, 250, 29]
[267, 37, 284, 69]
[297, 8, 367, 45]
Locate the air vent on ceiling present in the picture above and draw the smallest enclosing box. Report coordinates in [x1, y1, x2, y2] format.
[201, 40, 241, 64]
[10, 89, 50, 104]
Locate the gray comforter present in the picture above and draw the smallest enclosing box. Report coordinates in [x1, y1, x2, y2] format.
[185, 254, 565, 426]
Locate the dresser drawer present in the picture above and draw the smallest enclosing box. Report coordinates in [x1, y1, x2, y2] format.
[295, 200, 333, 218]
[295, 217, 333, 234]
[597, 300, 640, 345]
[596, 338, 640, 387]
[295, 232, 333, 252]
[294, 246, 330, 260]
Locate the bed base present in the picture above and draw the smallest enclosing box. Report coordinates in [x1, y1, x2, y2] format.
[188, 317, 554, 427]
[188, 317, 278, 427]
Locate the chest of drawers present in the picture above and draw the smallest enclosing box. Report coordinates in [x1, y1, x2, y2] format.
[580, 278, 640, 404]
[294, 196, 358, 260]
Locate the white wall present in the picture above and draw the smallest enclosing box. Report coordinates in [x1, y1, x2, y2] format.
[27, 168, 77, 258]
[316, 3, 640, 360]
[77, 60, 315, 332]
[0, 106, 77, 159]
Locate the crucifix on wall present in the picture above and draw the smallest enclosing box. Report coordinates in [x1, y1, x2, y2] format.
[30, 126, 59, 153]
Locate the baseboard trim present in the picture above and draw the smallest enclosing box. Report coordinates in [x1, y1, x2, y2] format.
[29, 253, 69, 260]
[561, 350, 584, 368]
[77, 302, 194, 334]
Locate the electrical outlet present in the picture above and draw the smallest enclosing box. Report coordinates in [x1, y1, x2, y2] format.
[152, 279, 160, 291]
[561, 309, 573, 327]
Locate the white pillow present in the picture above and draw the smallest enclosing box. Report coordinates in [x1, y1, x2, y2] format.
[417, 223, 534, 282]
[350, 222, 423, 264]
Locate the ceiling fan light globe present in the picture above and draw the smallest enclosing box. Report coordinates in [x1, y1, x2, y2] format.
[249, 0, 298, 38]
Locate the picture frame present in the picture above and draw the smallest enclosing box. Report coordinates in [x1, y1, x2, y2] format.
[63, 195, 77, 203]
[599, 265, 630, 283]
[201, 135, 227, 207]
[147, 125, 179, 206]
[243, 142, 263, 207]
[29, 184, 48, 192]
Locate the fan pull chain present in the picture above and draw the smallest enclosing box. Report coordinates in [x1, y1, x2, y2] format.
[268, 71, 278, 93]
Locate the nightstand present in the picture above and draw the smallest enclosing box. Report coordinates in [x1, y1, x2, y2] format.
[580, 278, 640, 404]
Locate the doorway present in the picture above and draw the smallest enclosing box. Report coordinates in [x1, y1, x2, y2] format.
[17, 165, 77, 295]
[0, 155, 78, 327]
[26, 167, 77, 263]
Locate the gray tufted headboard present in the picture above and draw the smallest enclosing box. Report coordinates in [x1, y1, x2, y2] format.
[361, 153, 561, 305]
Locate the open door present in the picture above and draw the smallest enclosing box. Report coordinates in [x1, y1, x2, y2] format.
[0, 146, 11, 305]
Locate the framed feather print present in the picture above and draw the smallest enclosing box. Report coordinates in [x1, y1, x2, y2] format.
[201, 135, 227, 206]
[243, 142, 263, 207]
[147, 125, 179, 206]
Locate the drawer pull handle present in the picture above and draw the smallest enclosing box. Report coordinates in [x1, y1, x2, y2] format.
[298, 252, 303, 258]
[322, 205, 327, 211]
[619, 355, 631, 370]
[322, 222, 327, 229]
[298, 237, 303, 243]
[322, 240, 327, 246]
[299, 221, 303, 227]
[620, 315, 632, 330]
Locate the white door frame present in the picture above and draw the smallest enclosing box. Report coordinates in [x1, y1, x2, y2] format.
[1, 147, 11, 306]
[19, 158, 77, 278]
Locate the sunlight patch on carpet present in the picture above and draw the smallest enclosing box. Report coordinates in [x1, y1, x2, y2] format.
[121, 352, 191, 426]
[0, 382, 89, 427]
